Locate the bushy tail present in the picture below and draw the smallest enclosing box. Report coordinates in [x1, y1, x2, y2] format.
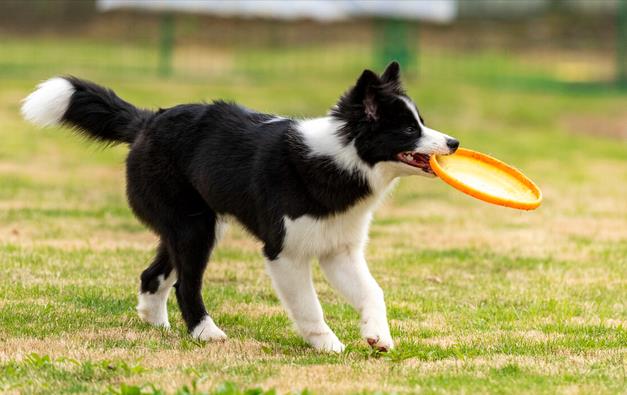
[21, 76, 152, 144]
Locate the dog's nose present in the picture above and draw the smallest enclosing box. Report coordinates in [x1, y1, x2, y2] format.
[446, 138, 459, 153]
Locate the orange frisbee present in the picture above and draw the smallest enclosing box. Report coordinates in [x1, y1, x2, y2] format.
[429, 148, 542, 210]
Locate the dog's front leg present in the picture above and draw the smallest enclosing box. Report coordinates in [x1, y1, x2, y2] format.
[320, 248, 394, 351]
[266, 254, 345, 352]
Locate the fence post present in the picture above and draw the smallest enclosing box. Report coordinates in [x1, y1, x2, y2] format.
[376, 18, 416, 75]
[158, 13, 175, 77]
[618, 0, 627, 87]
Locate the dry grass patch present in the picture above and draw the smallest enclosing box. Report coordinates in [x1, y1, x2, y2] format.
[562, 114, 627, 140]
[261, 363, 404, 395]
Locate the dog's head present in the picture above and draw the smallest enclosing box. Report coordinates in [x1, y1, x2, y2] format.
[331, 61, 459, 177]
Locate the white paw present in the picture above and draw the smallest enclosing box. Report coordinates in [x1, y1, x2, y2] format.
[362, 319, 394, 352]
[137, 293, 170, 328]
[191, 316, 228, 342]
[305, 331, 346, 353]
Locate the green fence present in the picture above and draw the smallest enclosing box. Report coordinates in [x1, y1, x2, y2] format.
[0, 4, 625, 93]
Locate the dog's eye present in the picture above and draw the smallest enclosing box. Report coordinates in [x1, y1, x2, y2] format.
[403, 127, 416, 134]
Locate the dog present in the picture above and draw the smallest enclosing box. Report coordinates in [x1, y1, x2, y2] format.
[21, 62, 458, 352]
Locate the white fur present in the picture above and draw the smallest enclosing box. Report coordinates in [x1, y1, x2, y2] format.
[191, 315, 227, 341]
[297, 116, 402, 190]
[21, 77, 75, 127]
[416, 126, 454, 155]
[262, 116, 403, 351]
[136, 270, 177, 328]
[262, 116, 287, 124]
[320, 248, 393, 351]
[287, 117, 403, 260]
[265, 255, 345, 352]
[298, 117, 371, 175]
[273, 198, 394, 351]
[281, 186, 391, 260]
[275, 185, 391, 352]
[398, 95, 453, 155]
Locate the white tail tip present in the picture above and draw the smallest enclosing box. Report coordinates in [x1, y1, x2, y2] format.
[21, 77, 75, 127]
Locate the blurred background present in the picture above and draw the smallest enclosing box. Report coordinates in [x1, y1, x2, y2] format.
[1, 2, 626, 393]
[1, 0, 625, 93]
[1, 0, 626, 255]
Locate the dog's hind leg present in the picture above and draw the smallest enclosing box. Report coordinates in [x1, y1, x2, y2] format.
[137, 242, 177, 328]
[126, 143, 225, 340]
[266, 254, 345, 353]
[166, 212, 226, 342]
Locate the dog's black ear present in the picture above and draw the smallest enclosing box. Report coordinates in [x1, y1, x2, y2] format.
[381, 61, 404, 94]
[381, 61, 400, 83]
[332, 69, 382, 123]
[354, 69, 381, 121]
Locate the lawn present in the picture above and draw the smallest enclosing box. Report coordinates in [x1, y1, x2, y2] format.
[0, 38, 626, 394]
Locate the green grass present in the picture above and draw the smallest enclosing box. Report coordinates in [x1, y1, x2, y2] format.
[0, 38, 626, 394]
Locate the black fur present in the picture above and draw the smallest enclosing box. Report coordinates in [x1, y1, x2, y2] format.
[54, 62, 439, 333]
[331, 66, 430, 167]
[63, 76, 152, 144]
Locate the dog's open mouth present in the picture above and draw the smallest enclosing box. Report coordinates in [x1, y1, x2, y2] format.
[396, 152, 434, 174]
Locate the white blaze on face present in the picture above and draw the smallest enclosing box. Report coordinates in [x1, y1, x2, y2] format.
[398, 96, 454, 155]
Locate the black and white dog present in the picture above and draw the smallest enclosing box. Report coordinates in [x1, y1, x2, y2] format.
[21, 62, 458, 352]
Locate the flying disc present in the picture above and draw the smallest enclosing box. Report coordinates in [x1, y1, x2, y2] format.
[429, 148, 542, 210]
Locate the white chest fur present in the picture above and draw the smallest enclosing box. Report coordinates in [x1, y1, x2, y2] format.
[281, 178, 397, 260]
[280, 116, 402, 261]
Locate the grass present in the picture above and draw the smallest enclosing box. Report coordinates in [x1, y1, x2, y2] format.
[0, 38, 626, 394]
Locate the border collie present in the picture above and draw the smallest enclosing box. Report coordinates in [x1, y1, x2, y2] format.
[21, 62, 458, 352]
